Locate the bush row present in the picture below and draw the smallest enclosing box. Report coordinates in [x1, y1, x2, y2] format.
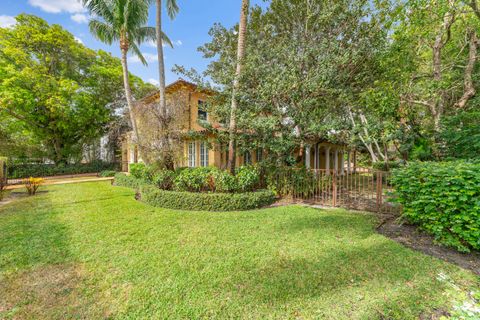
[8, 161, 118, 179]
[129, 163, 260, 193]
[391, 161, 480, 252]
[140, 185, 275, 211]
[113, 173, 148, 190]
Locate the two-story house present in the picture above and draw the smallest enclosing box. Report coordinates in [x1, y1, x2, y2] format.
[121, 79, 355, 173]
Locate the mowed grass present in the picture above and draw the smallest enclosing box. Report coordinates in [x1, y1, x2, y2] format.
[0, 182, 478, 319]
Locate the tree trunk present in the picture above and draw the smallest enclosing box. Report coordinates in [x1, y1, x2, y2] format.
[120, 45, 140, 149]
[227, 0, 249, 174]
[156, 0, 167, 121]
[155, 0, 175, 170]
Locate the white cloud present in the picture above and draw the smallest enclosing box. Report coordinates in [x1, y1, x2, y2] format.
[74, 36, 84, 44]
[0, 15, 16, 28]
[71, 13, 88, 24]
[28, 0, 85, 13]
[145, 39, 183, 48]
[128, 53, 158, 64]
[147, 79, 159, 86]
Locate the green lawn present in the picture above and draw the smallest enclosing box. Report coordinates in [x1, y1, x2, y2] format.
[0, 182, 478, 319]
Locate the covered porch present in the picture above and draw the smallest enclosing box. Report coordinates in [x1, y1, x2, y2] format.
[304, 143, 357, 174]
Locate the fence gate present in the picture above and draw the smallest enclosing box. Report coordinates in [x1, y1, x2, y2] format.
[272, 169, 400, 214]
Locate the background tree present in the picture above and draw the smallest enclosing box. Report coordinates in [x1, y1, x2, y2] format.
[0, 15, 154, 162]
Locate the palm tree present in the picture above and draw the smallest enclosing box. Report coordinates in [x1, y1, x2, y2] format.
[154, 0, 178, 120]
[227, 0, 249, 174]
[82, 0, 171, 146]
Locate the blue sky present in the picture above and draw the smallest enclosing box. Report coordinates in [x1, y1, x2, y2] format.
[0, 0, 267, 85]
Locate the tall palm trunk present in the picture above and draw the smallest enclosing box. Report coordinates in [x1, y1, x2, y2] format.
[227, 0, 249, 174]
[155, 0, 174, 169]
[120, 39, 140, 147]
[156, 0, 167, 120]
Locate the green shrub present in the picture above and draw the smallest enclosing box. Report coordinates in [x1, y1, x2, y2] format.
[140, 185, 275, 211]
[391, 161, 480, 252]
[152, 169, 176, 190]
[129, 163, 151, 180]
[212, 169, 237, 193]
[8, 160, 117, 179]
[114, 173, 149, 190]
[372, 160, 405, 172]
[99, 170, 117, 177]
[266, 167, 318, 198]
[235, 165, 260, 192]
[174, 167, 215, 192]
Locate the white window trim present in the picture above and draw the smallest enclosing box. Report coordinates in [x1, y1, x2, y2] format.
[200, 142, 209, 167]
[188, 142, 197, 167]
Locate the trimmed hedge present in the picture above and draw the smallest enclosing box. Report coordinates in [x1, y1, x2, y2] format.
[8, 161, 118, 179]
[140, 185, 275, 211]
[391, 161, 480, 252]
[114, 173, 148, 189]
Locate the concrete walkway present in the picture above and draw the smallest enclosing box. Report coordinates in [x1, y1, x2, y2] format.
[6, 175, 114, 190]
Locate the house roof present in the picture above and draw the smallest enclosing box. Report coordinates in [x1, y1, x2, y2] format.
[136, 78, 210, 105]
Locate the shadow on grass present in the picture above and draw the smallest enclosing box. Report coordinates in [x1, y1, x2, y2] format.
[0, 190, 105, 319]
[227, 239, 448, 318]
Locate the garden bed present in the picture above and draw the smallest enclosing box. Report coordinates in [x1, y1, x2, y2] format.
[114, 173, 275, 211]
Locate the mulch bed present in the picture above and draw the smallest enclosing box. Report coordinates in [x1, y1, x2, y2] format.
[376, 214, 480, 276]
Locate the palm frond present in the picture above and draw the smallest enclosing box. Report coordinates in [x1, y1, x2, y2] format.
[166, 0, 179, 19]
[81, 0, 115, 24]
[89, 19, 118, 44]
[130, 42, 148, 66]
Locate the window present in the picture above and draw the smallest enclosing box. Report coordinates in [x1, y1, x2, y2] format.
[188, 142, 196, 167]
[256, 149, 263, 162]
[198, 100, 208, 121]
[244, 151, 252, 165]
[200, 142, 209, 167]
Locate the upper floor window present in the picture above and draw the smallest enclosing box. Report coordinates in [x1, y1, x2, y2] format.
[244, 151, 252, 165]
[256, 149, 263, 163]
[198, 100, 208, 121]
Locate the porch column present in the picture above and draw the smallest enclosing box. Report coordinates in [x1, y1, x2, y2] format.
[334, 149, 339, 173]
[339, 150, 345, 175]
[305, 145, 311, 169]
[325, 146, 331, 175]
[347, 151, 351, 174]
[313, 144, 318, 170]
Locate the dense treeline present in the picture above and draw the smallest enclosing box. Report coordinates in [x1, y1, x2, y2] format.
[177, 0, 480, 164]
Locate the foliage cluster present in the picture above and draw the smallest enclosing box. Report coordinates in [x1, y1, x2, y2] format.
[128, 163, 261, 193]
[8, 161, 117, 179]
[114, 173, 147, 190]
[140, 184, 275, 211]
[23, 177, 44, 196]
[392, 161, 480, 252]
[98, 170, 117, 177]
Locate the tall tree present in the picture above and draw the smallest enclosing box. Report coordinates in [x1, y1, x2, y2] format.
[153, 0, 178, 169]
[82, 0, 170, 149]
[0, 15, 152, 162]
[227, 0, 249, 174]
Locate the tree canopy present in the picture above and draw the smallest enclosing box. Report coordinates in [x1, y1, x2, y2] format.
[0, 14, 155, 163]
[177, 0, 480, 164]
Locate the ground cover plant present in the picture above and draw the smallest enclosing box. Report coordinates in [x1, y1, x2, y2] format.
[0, 181, 478, 319]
